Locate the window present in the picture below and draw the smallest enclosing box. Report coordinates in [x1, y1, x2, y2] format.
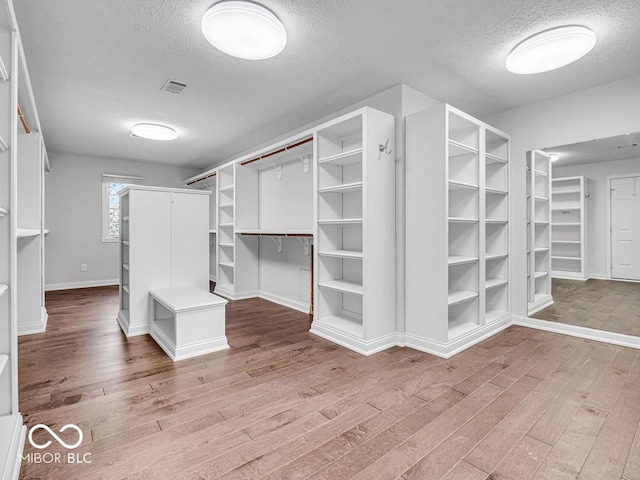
[101, 174, 143, 242]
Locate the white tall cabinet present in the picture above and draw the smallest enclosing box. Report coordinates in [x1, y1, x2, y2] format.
[405, 104, 511, 358]
[551, 176, 589, 280]
[527, 150, 553, 315]
[117, 186, 210, 337]
[311, 107, 397, 355]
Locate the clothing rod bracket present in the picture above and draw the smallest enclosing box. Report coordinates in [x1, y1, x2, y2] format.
[271, 236, 283, 253]
[297, 237, 310, 256]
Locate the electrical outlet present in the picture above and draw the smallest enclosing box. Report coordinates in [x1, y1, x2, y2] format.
[590, 258, 595, 265]
[81, 264, 87, 272]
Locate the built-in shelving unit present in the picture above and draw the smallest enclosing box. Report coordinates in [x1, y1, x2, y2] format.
[311, 107, 396, 355]
[405, 103, 511, 358]
[527, 150, 553, 315]
[117, 186, 210, 337]
[551, 176, 588, 280]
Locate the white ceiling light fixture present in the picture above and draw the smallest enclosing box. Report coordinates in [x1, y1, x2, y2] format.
[201, 1, 287, 60]
[506, 25, 596, 74]
[549, 154, 560, 162]
[130, 123, 178, 141]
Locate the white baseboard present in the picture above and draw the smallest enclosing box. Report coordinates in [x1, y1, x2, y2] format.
[513, 315, 640, 351]
[150, 324, 229, 361]
[551, 272, 588, 281]
[45, 278, 119, 291]
[587, 273, 607, 280]
[17, 308, 48, 336]
[310, 322, 402, 356]
[527, 295, 554, 316]
[116, 310, 149, 337]
[404, 314, 513, 358]
[258, 291, 310, 314]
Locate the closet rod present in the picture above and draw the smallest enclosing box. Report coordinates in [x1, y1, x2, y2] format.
[186, 171, 216, 186]
[17, 103, 30, 134]
[239, 232, 313, 237]
[240, 137, 313, 167]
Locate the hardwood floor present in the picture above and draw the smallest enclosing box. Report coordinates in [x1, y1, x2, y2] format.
[533, 278, 640, 337]
[17, 286, 640, 480]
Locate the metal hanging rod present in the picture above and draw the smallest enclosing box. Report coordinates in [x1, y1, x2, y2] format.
[186, 171, 216, 186]
[240, 137, 313, 167]
[17, 103, 30, 134]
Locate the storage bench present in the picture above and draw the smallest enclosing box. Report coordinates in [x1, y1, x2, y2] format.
[149, 287, 228, 361]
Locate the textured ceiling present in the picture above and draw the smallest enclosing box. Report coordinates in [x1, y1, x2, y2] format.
[547, 131, 640, 167]
[13, 0, 640, 168]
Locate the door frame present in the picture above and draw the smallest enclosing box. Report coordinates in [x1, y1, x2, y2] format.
[605, 172, 640, 282]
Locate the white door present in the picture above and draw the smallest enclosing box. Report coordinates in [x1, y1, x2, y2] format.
[611, 176, 640, 280]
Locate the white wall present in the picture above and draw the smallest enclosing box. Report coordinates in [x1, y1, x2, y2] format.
[553, 157, 640, 279]
[45, 152, 199, 290]
[257, 159, 313, 311]
[483, 75, 640, 316]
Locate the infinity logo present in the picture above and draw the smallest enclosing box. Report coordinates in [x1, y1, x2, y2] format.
[28, 424, 83, 450]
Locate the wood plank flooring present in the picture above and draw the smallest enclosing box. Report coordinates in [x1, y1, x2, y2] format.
[17, 286, 640, 479]
[533, 278, 640, 337]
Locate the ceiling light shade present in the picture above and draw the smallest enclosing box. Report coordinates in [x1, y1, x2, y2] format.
[201, 1, 286, 60]
[506, 25, 596, 74]
[131, 123, 178, 141]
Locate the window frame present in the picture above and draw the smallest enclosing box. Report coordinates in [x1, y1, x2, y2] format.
[101, 174, 143, 243]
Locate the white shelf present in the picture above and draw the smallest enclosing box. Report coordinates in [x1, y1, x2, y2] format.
[534, 170, 548, 177]
[219, 223, 234, 228]
[535, 247, 550, 253]
[219, 202, 234, 208]
[16, 228, 40, 239]
[448, 319, 479, 340]
[318, 280, 363, 296]
[219, 262, 235, 269]
[534, 221, 549, 225]
[316, 313, 363, 338]
[448, 217, 478, 223]
[485, 187, 507, 195]
[235, 228, 313, 236]
[0, 284, 6, 297]
[534, 196, 549, 201]
[552, 189, 581, 195]
[485, 152, 508, 164]
[485, 309, 509, 324]
[448, 180, 478, 190]
[486, 219, 508, 224]
[318, 182, 363, 194]
[318, 218, 363, 225]
[448, 139, 478, 156]
[0, 207, 7, 218]
[552, 240, 580, 244]
[552, 207, 580, 211]
[553, 222, 580, 226]
[317, 148, 363, 166]
[552, 256, 581, 261]
[122, 285, 130, 294]
[448, 290, 478, 306]
[318, 250, 363, 260]
[485, 279, 507, 290]
[209, 229, 216, 234]
[534, 271, 548, 278]
[448, 255, 479, 266]
[219, 185, 234, 192]
[219, 243, 234, 248]
[485, 253, 508, 261]
[0, 354, 7, 377]
[122, 264, 129, 271]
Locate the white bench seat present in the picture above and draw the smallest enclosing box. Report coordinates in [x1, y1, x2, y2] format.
[149, 287, 228, 361]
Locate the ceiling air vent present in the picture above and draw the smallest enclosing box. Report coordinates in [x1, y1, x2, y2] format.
[161, 79, 187, 94]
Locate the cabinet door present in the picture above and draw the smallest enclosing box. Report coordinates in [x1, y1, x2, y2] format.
[171, 192, 209, 289]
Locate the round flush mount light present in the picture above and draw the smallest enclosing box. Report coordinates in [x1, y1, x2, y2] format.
[130, 123, 178, 141]
[201, 1, 287, 60]
[506, 25, 596, 74]
[549, 154, 560, 162]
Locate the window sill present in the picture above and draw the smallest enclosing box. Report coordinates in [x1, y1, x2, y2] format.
[101, 237, 119, 243]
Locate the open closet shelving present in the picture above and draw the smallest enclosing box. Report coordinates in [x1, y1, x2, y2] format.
[527, 150, 553, 315]
[311, 107, 397, 355]
[551, 176, 588, 280]
[0, 0, 50, 475]
[405, 103, 511, 358]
